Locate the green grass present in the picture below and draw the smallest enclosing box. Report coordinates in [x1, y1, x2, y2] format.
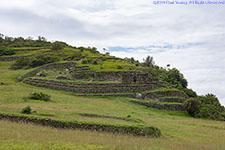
[77, 60, 144, 72]
[12, 47, 43, 50]
[131, 99, 183, 105]
[14, 49, 50, 56]
[42, 76, 122, 84]
[0, 61, 225, 149]
[142, 88, 180, 94]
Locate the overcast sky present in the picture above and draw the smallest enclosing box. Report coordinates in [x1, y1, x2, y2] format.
[0, 0, 225, 105]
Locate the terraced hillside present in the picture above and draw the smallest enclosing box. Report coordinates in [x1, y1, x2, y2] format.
[0, 45, 225, 149]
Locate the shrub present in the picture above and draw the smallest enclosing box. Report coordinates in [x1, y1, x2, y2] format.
[64, 51, 82, 60]
[166, 68, 188, 88]
[184, 98, 201, 117]
[0, 47, 15, 56]
[143, 55, 155, 67]
[11, 55, 59, 69]
[183, 88, 197, 98]
[51, 41, 67, 50]
[30, 55, 59, 68]
[3, 49, 15, 55]
[117, 65, 122, 69]
[11, 57, 32, 69]
[196, 104, 224, 121]
[92, 60, 98, 65]
[185, 94, 225, 121]
[29, 92, 51, 101]
[81, 59, 88, 64]
[21, 106, 32, 114]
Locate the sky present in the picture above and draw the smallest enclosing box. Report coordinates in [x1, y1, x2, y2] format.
[0, 0, 225, 105]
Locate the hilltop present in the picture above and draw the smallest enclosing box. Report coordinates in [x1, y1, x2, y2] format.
[0, 35, 225, 149]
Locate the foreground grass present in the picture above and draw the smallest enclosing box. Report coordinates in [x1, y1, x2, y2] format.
[0, 61, 225, 149]
[0, 120, 225, 150]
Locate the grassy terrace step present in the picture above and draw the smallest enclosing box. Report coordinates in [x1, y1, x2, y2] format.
[77, 93, 136, 98]
[0, 54, 34, 61]
[77, 113, 144, 123]
[13, 48, 43, 51]
[0, 113, 161, 137]
[142, 88, 187, 99]
[130, 100, 185, 111]
[18, 62, 77, 81]
[145, 96, 186, 103]
[158, 97, 185, 103]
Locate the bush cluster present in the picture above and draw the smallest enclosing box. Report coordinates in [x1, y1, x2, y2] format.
[81, 58, 100, 65]
[0, 47, 15, 56]
[21, 106, 32, 114]
[11, 55, 59, 69]
[0, 35, 52, 47]
[64, 51, 83, 60]
[28, 92, 51, 101]
[182, 88, 197, 98]
[117, 65, 123, 69]
[184, 94, 225, 121]
[51, 41, 67, 50]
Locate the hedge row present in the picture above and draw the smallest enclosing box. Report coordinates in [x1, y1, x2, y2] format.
[0, 113, 161, 137]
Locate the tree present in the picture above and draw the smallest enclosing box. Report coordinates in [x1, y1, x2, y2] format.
[167, 68, 188, 88]
[38, 36, 47, 41]
[143, 56, 155, 67]
[0, 33, 4, 39]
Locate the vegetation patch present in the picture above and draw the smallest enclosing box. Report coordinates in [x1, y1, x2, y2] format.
[27, 92, 51, 101]
[0, 46, 15, 56]
[21, 106, 32, 114]
[11, 55, 60, 70]
[184, 94, 225, 121]
[77, 113, 144, 123]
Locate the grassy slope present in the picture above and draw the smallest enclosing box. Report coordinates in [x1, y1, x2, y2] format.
[0, 60, 225, 149]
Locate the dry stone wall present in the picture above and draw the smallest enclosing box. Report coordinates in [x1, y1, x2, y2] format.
[143, 90, 187, 99]
[13, 48, 42, 52]
[24, 78, 163, 93]
[72, 71, 161, 83]
[130, 100, 185, 111]
[0, 55, 32, 61]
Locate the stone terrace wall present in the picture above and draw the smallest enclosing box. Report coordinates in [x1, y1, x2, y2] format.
[13, 48, 42, 52]
[0, 55, 32, 61]
[24, 78, 164, 93]
[130, 100, 185, 111]
[122, 73, 158, 83]
[18, 62, 77, 81]
[143, 90, 187, 99]
[72, 71, 155, 82]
